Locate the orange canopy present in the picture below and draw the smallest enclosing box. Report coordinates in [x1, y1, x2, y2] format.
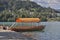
[16, 18, 40, 22]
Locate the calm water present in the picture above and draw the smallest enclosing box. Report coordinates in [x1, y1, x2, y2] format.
[0, 22, 60, 40]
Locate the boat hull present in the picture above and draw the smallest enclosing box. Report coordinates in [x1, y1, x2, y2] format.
[9, 25, 45, 32]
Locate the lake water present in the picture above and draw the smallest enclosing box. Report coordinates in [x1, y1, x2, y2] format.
[0, 22, 60, 40]
[33, 22, 60, 40]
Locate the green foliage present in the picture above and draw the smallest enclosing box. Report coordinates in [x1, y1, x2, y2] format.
[41, 16, 47, 21]
[0, 0, 59, 22]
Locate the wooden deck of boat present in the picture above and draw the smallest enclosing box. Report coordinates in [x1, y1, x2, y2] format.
[0, 31, 34, 40]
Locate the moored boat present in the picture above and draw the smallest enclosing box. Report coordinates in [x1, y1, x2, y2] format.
[0, 18, 45, 32]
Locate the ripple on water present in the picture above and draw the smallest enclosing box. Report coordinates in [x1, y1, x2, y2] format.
[34, 32, 60, 40]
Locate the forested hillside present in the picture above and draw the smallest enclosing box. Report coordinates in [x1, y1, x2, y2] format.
[0, 0, 60, 22]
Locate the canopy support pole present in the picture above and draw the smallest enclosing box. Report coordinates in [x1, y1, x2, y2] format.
[10, 22, 16, 27]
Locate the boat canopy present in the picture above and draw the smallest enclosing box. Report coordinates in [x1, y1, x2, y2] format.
[16, 18, 40, 22]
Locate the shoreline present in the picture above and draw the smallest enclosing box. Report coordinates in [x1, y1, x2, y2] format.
[0, 30, 15, 32]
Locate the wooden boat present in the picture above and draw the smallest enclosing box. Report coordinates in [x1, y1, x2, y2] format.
[9, 25, 45, 32]
[8, 18, 45, 32]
